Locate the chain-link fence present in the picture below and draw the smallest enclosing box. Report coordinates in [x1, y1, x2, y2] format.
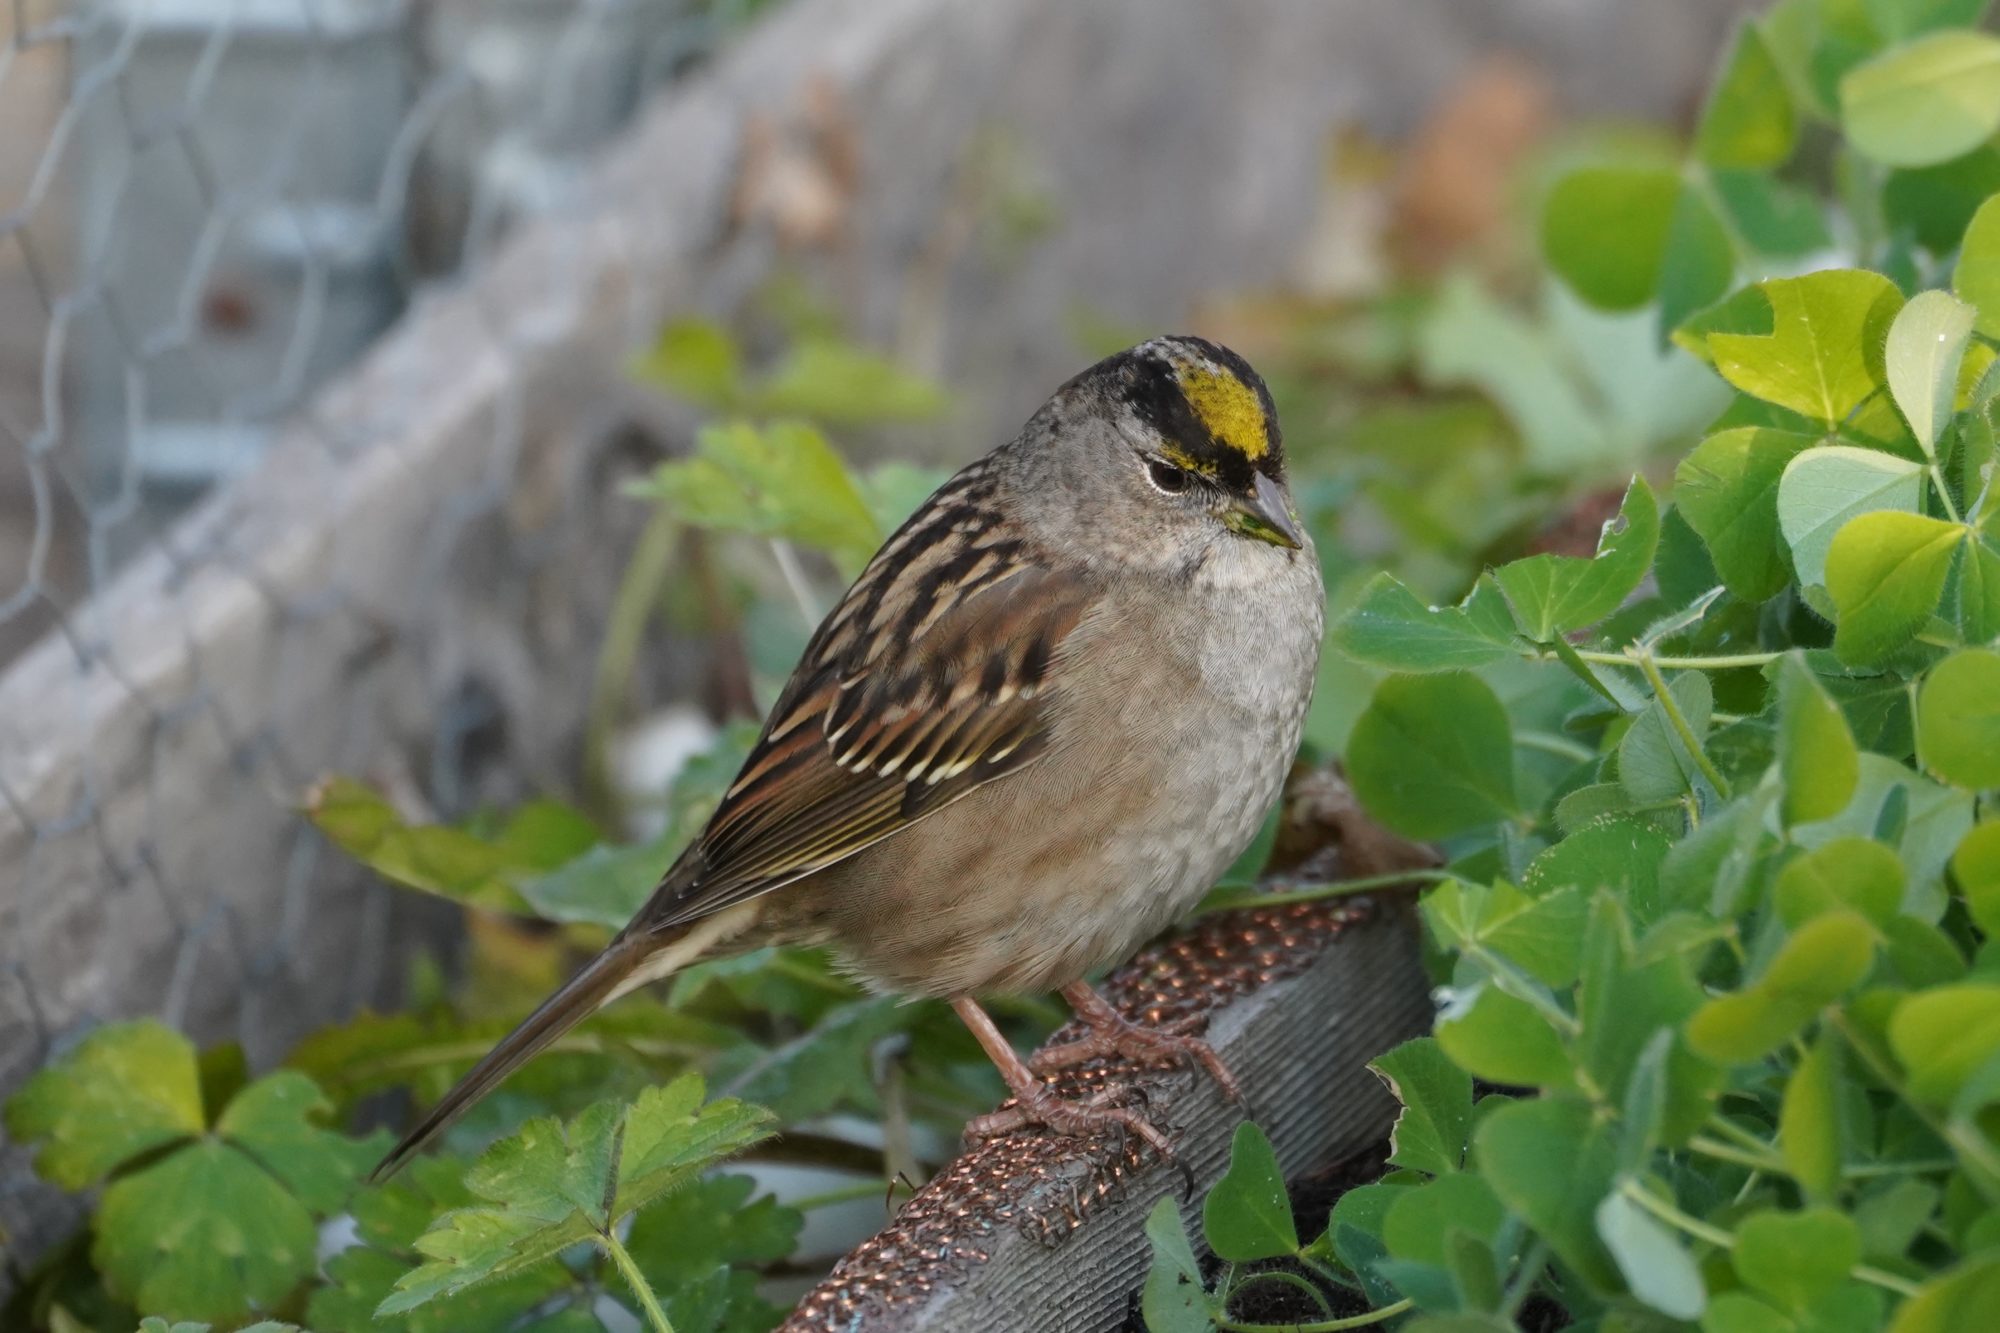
[0, 0, 1752, 1287]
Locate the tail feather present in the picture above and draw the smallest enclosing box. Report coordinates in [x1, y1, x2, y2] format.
[370, 934, 646, 1182]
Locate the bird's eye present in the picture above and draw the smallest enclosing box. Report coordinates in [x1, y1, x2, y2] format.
[1145, 458, 1191, 495]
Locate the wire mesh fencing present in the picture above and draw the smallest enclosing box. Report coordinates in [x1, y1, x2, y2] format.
[0, 0, 744, 1276]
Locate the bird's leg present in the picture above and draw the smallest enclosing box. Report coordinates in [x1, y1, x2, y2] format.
[1031, 981, 1246, 1108]
[953, 997, 1178, 1162]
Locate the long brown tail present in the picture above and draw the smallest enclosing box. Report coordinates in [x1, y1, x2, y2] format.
[370, 932, 649, 1181]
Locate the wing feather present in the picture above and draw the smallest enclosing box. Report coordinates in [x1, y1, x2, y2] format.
[641, 461, 1093, 930]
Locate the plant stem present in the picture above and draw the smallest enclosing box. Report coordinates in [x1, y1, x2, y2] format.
[1829, 1011, 2000, 1205]
[1706, 1115, 1779, 1158]
[602, 1226, 675, 1333]
[1214, 1297, 1413, 1332]
[769, 538, 822, 626]
[1844, 1158, 1956, 1179]
[1930, 464, 1963, 523]
[1622, 1179, 1733, 1249]
[1500, 1237, 1550, 1319]
[787, 1178, 896, 1212]
[1200, 869, 1452, 915]
[1635, 650, 1733, 799]
[1226, 1268, 1335, 1319]
[584, 500, 682, 817]
[1622, 1181, 1921, 1298]
[1517, 730, 1599, 763]
[1687, 1134, 1787, 1176]
[1572, 648, 1782, 670]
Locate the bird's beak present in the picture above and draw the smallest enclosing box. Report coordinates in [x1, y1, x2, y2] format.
[1224, 472, 1305, 549]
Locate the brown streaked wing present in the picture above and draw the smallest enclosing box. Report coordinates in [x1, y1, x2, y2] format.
[642, 474, 1095, 930]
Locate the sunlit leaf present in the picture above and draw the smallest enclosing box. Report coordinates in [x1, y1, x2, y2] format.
[1841, 30, 2000, 168]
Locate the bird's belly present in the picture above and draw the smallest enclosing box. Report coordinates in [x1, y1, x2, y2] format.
[788, 673, 1307, 999]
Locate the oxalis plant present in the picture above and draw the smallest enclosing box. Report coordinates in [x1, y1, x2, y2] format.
[1143, 3, 2000, 1332]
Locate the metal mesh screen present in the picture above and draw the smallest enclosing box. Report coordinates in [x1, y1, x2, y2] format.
[0, 0, 738, 1273]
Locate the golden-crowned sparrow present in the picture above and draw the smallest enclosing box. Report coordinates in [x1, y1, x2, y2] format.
[376, 335, 1323, 1176]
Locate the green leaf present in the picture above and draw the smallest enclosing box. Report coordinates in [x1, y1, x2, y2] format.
[1918, 647, 2000, 787]
[1710, 272, 1904, 427]
[1887, 291, 1978, 455]
[1203, 1122, 1299, 1260]
[1865, 0, 1995, 41]
[1797, 753, 1976, 900]
[1827, 511, 1962, 664]
[1495, 476, 1661, 640]
[1781, 1032, 1845, 1202]
[1524, 817, 1676, 929]
[1436, 985, 1572, 1089]
[1475, 1096, 1621, 1291]
[1676, 428, 1817, 601]
[1699, 22, 1800, 168]
[1383, 1172, 1507, 1268]
[1676, 284, 1784, 366]
[1890, 1255, 2000, 1332]
[1954, 535, 2000, 645]
[304, 781, 597, 916]
[1778, 654, 1863, 825]
[630, 319, 743, 409]
[1576, 896, 1712, 1118]
[1958, 195, 2000, 340]
[623, 1174, 801, 1330]
[1596, 1190, 1707, 1319]
[378, 1076, 773, 1314]
[1661, 187, 1743, 339]
[518, 837, 670, 930]
[95, 1139, 319, 1324]
[1713, 170, 1834, 257]
[1702, 1292, 1798, 1333]
[1775, 837, 1905, 927]
[1841, 30, 2000, 168]
[1619, 670, 1715, 803]
[860, 461, 953, 534]
[1371, 1038, 1474, 1177]
[309, 1155, 571, 1333]
[714, 994, 914, 1122]
[1141, 1196, 1212, 1333]
[1886, 144, 2000, 253]
[1424, 878, 1590, 988]
[1954, 820, 2000, 934]
[1543, 167, 1684, 310]
[1346, 673, 1517, 838]
[4, 1021, 204, 1189]
[745, 337, 949, 425]
[1887, 984, 2000, 1106]
[1687, 911, 1879, 1063]
[216, 1072, 378, 1215]
[630, 420, 884, 571]
[1733, 1208, 1861, 1315]
[1329, 572, 1519, 672]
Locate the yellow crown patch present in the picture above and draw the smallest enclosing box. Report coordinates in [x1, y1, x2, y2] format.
[1172, 359, 1270, 462]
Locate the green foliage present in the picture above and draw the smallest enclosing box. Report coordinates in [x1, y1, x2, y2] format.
[6, 1023, 380, 1325]
[1146, 2, 2000, 1327]
[377, 1076, 772, 1317]
[1841, 30, 2000, 167]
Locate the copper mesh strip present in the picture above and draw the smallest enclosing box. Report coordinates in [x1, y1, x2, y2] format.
[780, 892, 1431, 1332]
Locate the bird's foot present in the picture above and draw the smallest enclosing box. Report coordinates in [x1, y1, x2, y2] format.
[1034, 982, 1246, 1109]
[963, 1083, 1177, 1162]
